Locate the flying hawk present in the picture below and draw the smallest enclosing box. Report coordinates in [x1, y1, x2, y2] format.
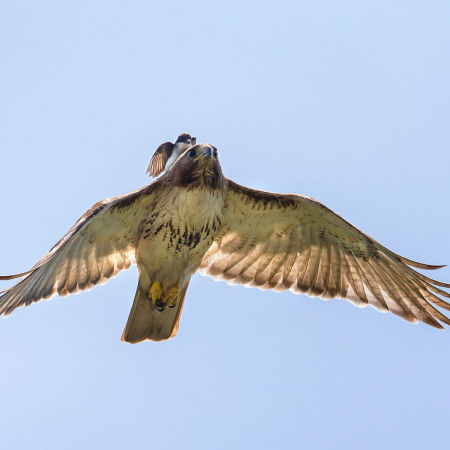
[1, 144, 449, 343]
[146, 132, 196, 178]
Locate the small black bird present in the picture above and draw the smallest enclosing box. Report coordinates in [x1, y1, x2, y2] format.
[146, 133, 196, 177]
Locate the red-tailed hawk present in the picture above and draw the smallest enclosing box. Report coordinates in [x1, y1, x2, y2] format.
[1, 144, 449, 343]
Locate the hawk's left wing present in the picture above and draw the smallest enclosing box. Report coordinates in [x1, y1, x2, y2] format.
[199, 180, 450, 328]
[0, 184, 158, 316]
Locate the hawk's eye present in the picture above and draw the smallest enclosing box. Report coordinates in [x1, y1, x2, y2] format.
[187, 149, 196, 158]
[213, 148, 218, 157]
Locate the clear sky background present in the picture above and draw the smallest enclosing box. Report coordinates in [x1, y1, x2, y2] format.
[0, 1, 449, 449]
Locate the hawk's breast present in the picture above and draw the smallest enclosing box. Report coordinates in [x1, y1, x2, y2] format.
[137, 187, 225, 279]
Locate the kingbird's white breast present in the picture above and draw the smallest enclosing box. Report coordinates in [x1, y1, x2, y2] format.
[165, 143, 191, 173]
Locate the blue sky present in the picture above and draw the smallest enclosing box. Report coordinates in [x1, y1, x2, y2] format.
[1, 1, 449, 449]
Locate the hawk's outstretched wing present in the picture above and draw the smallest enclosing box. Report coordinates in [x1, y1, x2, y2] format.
[0, 184, 157, 316]
[147, 142, 174, 178]
[199, 180, 450, 328]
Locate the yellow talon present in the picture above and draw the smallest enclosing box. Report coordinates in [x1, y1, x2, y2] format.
[162, 286, 180, 307]
[149, 281, 163, 305]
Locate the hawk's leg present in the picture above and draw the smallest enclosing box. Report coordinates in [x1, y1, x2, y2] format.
[148, 281, 180, 311]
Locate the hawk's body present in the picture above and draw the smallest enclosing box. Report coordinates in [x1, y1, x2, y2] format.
[1, 143, 449, 342]
[123, 185, 225, 342]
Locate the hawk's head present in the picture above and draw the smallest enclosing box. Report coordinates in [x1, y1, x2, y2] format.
[165, 143, 224, 190]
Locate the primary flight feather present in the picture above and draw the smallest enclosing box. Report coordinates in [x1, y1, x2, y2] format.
[1, 143, 449, 342]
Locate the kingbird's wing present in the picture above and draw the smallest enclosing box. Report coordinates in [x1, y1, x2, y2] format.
[147, 142, 174, 177]
[200, 180, 450, 328]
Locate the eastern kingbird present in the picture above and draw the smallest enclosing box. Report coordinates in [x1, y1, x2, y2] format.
[147, 133, 196, 177]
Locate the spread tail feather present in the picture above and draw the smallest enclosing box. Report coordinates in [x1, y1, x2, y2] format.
[121, 281, 189, 344]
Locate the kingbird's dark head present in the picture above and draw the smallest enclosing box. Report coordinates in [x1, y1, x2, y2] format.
[166, 143, 223, 189]
[176, 133, 196, 145]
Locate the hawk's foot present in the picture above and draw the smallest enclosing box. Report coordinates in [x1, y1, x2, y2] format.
[162, 286, 180, 308]
[149, 281, 163, 306]
[148, 282, 179, 311]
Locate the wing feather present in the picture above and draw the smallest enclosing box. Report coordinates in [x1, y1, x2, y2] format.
[317, 240, 331, 297]
[296, 226, 314, 293]
[280, 226, 299, 289]
[325, 243, 340, 299]
[199, 179, 450, 328]
[344, 253, 369, 306]
[267, 236, 291, 290]
[353, 258, 388, 311]
[254, 243, 277, 286]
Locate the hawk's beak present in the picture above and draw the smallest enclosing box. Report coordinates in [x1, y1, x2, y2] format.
[203, 146, 213, 157]
[194, 146, 216, 162]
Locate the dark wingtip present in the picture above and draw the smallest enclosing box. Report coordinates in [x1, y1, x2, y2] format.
[422, 263, 447, 270]
[0, 270, 33, 281]
[399, 256, 447, 271]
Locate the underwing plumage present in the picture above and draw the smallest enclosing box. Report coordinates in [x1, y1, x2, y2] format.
[1, 143, 449, 342]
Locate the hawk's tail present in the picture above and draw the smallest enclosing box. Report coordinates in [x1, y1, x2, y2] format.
[121, 281, 189, 344]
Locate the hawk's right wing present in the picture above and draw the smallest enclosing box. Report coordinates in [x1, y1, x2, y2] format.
[0, 183, 159, 316]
